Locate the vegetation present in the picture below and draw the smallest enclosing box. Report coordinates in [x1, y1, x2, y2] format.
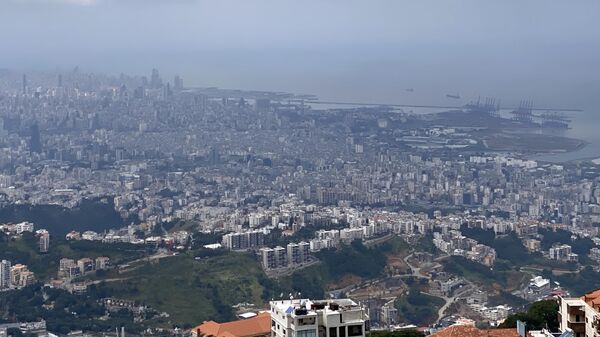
[371, 330, 424, 337]
[394, 286, 445, 326]
[460, 226, 576, 269]
[442, 256, 507, 287]
[268, 221, 347, 247]
[487, 291, 528, 308]
[317, 240, 387, 280]
[493, 233, 531, 264]
[260, 240, 391, 300]
[460, 225, 495, 246]
[277, 264, 330, 299]
[380, 236, 411, 255]
[189, 231, 224, 249]
[551, 266, 600, 295]
[499, 300, 558, 331]
[538, 228, 571, 250]
[0, 232, 148, 280]
[414, 232, 438, 254]
[459, 226, 530, 264]
[95, 252, 266, 327]
[0, 284, 145, 334]
[0, 197, 130, 236]
[538, 228, 595, 256]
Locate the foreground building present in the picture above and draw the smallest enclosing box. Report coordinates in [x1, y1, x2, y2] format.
[558, 289, 600, 337]
[270, 299, 369, 337]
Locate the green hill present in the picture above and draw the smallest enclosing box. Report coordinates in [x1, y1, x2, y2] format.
[0, 232, 148, 280]
[94, 252, 267, 327]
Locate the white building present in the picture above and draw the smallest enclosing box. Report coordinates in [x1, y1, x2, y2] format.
[0, 260, 11, 289]
[222, 230, 265, 250]
[270, 299, 369, 337]
[15, 221, 34, 234]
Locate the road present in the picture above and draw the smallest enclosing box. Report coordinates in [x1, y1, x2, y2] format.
[403, 253, 475, 323]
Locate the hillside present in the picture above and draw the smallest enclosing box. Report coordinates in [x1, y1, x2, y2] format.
[95, 252, 268, 327]
[0, 232, 148, 280]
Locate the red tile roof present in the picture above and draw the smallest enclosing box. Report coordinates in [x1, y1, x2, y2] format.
[430, 325, 520, 337]
[582, 289, 600, 309]
[193, 312, 271, 337]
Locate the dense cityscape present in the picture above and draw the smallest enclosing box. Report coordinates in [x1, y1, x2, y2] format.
[0, 67, 599, 337]
[2, 2, 600, 337]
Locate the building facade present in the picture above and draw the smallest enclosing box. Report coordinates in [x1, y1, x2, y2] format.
[558, 289, 600, 337]
[270, 299, 369, 337]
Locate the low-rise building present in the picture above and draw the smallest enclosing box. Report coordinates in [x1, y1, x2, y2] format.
[192, 311, 271, 337]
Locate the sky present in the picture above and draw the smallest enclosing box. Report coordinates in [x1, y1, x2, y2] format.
[1, 0, 599, 108]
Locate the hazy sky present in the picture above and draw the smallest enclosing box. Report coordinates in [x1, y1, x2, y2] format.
[1, 0, 599, 107]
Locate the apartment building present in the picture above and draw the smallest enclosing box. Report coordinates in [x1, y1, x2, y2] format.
[38, 230, 50, 253]
[270, 299, 369, 337]
[222, 230, 265, 251]
[558, 289, 600, 337]
[10, 264, 35, 288]
[0, 260, 11, 289]
[549, 244, 578, 262]
[260, 242, 310, 270]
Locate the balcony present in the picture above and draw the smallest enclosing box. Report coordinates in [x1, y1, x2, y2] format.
[567, 322, 586, 334]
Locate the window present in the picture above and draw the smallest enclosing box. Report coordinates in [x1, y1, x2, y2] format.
[297, 330, 316, 337]
[348, 325, 362, 337]
[272, 320, 276, 327]
[298, 318, 316, 326]
[329, 327, 337, 337]
[339, 327, 346, 337]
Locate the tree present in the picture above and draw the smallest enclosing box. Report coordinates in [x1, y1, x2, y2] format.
[499, 300, 558, 331]
[371, 329, 424, 337]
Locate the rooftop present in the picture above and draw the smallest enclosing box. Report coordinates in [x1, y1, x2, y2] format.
[430, 325, 520, 337]
[581, 289, 600, 310]
[193, 312, 271, 337]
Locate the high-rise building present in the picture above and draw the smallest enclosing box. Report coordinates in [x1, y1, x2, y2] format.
[22, 74, 27, 95]
[150, 68, 162, 88]
[260, 247, 277, 269]
[0, 260, 11, 289]
[270, 299, 369, 337]
[221, 230, 265, 250]
[38, 230, 50, 253]
[174, 75, 184, 91]
[274, 246, 287, 268]
[287, 242, 300, 265]
[29, 123, 42, 153]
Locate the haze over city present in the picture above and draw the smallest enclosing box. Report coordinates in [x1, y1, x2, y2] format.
[2, 2, 600, 337]
[2, 0, 600, 107]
